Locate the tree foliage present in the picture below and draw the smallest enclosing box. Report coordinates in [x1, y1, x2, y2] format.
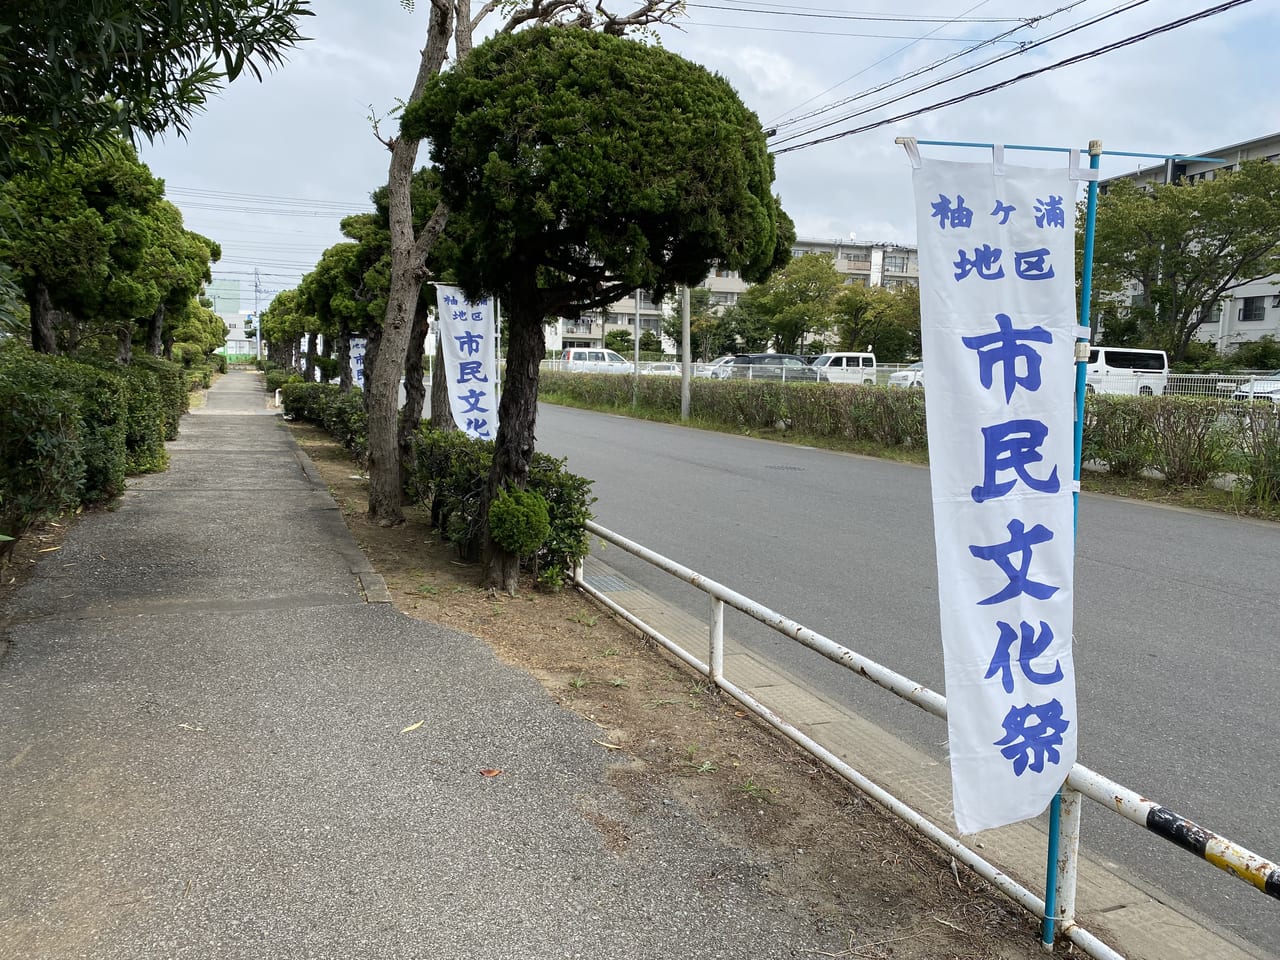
[663, 286, 731, 360]
[362, 0, 682, 528]
[404, 28, 791, 314]
[407, 25, 791, 591]
[0, 140, 220, 361]
[0, 0, 312, 174]
[735, 253, 840, 354]
[832, 283, 921, 362]
[1088, 161, 1280, 362]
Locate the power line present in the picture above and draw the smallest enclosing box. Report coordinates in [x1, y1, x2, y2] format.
[683, 2, 1029, 24]
[766, 0, 1000, 127]
[175, 201, 369, 218]
[770, 0, 1157, 148]
[769, 1, 1089, 133]
[772, 0, 1256, 155]
[683, 21, 1025, 41]
[165, 185, 373, 210]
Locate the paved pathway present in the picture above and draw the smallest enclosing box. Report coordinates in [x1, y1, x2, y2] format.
[0, 371, 836, 960]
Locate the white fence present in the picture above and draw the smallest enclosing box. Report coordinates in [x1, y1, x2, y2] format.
[574, 521, 1279, 959]
[541, 360, 1279, 396]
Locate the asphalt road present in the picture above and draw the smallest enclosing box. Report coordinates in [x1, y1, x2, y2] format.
[533, 400, 1280, 958]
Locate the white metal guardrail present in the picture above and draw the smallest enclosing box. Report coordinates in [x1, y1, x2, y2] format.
[574, 520, 1279, 959]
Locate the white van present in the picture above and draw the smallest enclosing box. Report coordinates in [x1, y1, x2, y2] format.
[560, 348, 634, 374]
[1085, 347, 1169, 396]
[810, 352, 877, 385]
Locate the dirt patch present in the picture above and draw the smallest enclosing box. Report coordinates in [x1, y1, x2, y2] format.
[288, 422, 1054, 959]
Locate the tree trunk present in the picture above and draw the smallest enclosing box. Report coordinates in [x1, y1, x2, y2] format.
[147, 302, 165, 356]
[429, 329, 455, 431]
[365, 0, 454, 525]
[398, 299, 432, 486]
[362, 323, 382, 416]
[30, 282, 58, 354]
[303, 332, 316, 381]
[337, 320, 352, 392]
[116, 323, 133, 366]
[481, 302, 545, 594]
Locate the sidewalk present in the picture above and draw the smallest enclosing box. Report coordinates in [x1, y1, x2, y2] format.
[0, 372, 845, 960]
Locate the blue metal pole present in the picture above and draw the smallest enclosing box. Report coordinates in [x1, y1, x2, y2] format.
[911, 138, 1222, 164]
[1041, 139, 1103, 952]
[1074, 142, 1104, 532]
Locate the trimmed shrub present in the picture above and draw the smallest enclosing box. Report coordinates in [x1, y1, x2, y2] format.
[96, 362, 170, 475]
[1082, 395, 1152, 479]
[406, 425, 596, 585]
[281, 382, 368, 462]
[0, 362, 84, 548]
[489, 487, 551, 556]
[1230, 402, 1280, 504]
[1146, 396, 1234, 487]
[265, 367, 302, 392]
[131, 355, 189, 440]
[538, 371, 928, 449]
[0, 343, 128, 503]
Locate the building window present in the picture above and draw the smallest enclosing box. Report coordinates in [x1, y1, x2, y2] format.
[1240, 296, 1267, 322]
[884, 254, 908, 273]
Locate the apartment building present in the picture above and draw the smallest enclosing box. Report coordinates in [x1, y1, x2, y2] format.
[554, 237, 919, 353]
[1100, 132, 1280, 353]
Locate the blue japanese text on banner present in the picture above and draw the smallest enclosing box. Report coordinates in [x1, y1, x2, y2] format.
[435, 285, 499, 441]
[912, 159, 1078, 834]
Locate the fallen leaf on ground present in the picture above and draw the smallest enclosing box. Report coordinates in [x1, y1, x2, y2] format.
[400, 720, 425, 734]
[37, 547, 61, 553]
[479, 768, 503, 777]
[592, 740, 623, 750]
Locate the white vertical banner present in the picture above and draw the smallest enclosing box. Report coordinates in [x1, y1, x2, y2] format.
[912, 156, 1079, 834]
[435, 285, 499, 441]
[349, 337, 367, 389]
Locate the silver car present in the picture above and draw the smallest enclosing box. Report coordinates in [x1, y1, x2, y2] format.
[887, 361, 924, 388]
[1232, 372, 1280, 403]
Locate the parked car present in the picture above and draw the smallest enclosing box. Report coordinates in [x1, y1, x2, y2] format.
[810, 352, 877, 385]
[887, 361, 924, 388]
[560, 347, 634, 374]
[642, 362, 680, 376]
[696, 355, 738, 379]
[727, 353, 827, 382]
[1232, 372, 1280, 403]
[1084, 347, 1168, 396]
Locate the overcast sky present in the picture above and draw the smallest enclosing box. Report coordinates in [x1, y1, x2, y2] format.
[137, 0, 1278, 310]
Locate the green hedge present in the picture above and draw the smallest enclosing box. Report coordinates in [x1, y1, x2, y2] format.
[0, 345, 190, 548]
[539, 371, 928, 449]
[265, 367, 302, 392]
[0, 361, 84, 547]
[0, 345, 129, 505]
[281, 381, 368, 462]
[1232, 402, 1280, 505]
[406, 425, 595, 586]
[283, 383, 596, 587]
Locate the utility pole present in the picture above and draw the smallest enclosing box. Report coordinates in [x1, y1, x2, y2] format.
[253, 268, 263, 363]
[680, 285, 690, 420]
